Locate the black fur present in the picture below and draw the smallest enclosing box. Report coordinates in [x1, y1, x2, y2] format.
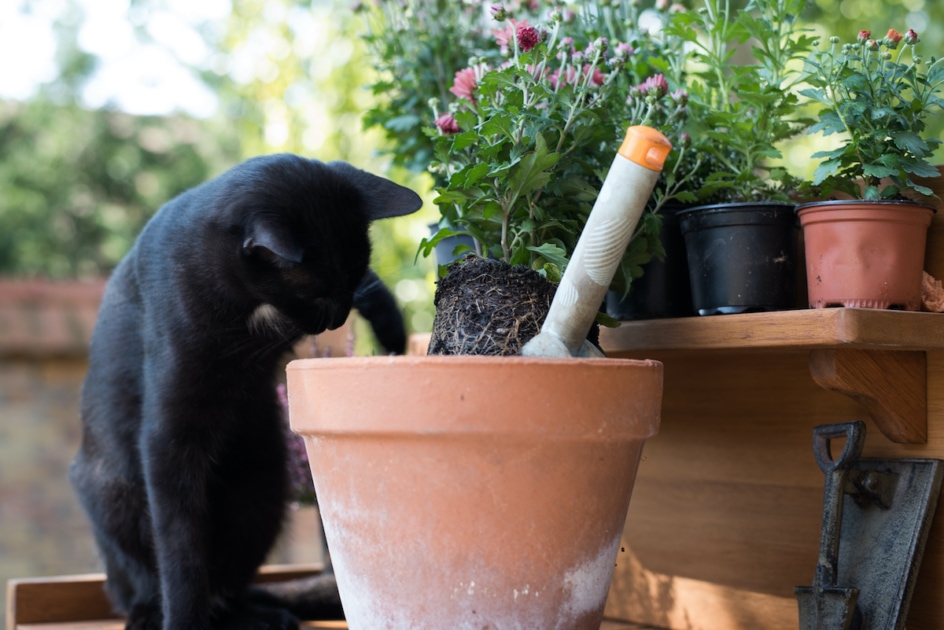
[70, 154, 421, 629]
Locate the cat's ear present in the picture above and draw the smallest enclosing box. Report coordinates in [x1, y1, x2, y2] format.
[328, 161, 423, 220]
[243, 220, 304, 265]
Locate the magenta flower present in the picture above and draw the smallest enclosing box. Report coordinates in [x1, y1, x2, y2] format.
[517, 24, 540, 52]
[435, 114, 461, 135]
[615, 42, 634, 58]
[905, 29, 919, 45]
[639, 74, 669, 98]
[450, 67, 478, 102]
[586, 64, 606, 86]
[494, 19, 528, 52]
[669, 88, 689, 105]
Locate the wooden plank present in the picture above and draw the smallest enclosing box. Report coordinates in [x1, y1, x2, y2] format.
[600, 308, 944, 354]
[8, 566, 323, 626]
[16, 623, 348, 630]
[16, 622, 653, 630]
[8, 575, 117, 626]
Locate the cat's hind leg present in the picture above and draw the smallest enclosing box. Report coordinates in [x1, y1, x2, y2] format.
[69, 455, 161, 619]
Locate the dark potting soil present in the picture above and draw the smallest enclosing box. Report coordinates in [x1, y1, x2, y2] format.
[428, 255, 600, 356]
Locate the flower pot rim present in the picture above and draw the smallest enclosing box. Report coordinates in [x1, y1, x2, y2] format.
[795, 199, 937, 214]
[287, 354, 660, 370]
[676, 200, 797, 217]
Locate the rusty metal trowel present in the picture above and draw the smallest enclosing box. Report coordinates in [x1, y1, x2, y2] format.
[521, 126, 671, 359]
[795, 421, 943, 630]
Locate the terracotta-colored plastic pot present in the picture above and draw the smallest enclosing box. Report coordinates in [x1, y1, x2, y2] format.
[797, 200, 934, 310]
[287, 355, 662, 630]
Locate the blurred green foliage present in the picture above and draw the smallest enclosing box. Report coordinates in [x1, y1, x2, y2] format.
[0, 0, 942, 340]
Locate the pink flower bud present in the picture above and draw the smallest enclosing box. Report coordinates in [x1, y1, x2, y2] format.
[517, 25, 540, 52]
[857, 30, 871, 43]
[435, 114, 460, 135]
[885, 28, 903, 49]
[904, 29, 919, 45]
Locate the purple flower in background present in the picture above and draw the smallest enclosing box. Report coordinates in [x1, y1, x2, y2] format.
[278, 384, 317, 506]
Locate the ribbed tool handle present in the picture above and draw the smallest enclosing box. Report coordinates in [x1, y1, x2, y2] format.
[529, 126, 671, 357]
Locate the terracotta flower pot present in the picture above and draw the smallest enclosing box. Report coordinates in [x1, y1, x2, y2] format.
[797, 200, 935, 310]
[287, 355, 663, 629]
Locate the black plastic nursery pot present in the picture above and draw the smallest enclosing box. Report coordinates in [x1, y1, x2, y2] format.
[677, 202, 799, 316]
[606, 205, 694, 320]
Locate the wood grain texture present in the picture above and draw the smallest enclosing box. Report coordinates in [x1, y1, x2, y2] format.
[604, 350, 944, 630]
[809, 349, 927, 443]
[7, 565, 323, 627]
[600, 308, 944, 353]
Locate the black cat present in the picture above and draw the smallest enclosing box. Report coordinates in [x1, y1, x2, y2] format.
[70, 154, 422, 629]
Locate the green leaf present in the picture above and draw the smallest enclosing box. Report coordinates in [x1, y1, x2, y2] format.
[798, 88, 830, 106]
[463, 163, 491, 187]
[480, 113, 515, 141]
[812, 159, 842, 186]
[526, 242, 569, 269]
[452, 130, 479, 151]
[433, 190, 473, 204]
[889, 131, 930, 156]
[595, 311, 621, 329]
[862, 164, 897, 179]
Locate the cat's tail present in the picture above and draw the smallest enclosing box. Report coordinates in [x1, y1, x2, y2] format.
[353, 269, 407, 355]
[251, 572, 345, 622]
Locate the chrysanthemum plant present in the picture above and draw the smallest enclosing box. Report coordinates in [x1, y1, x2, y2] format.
[668, 0, 815, 202]
[415, 3, 699, 287]
[799, 28, 944, 200]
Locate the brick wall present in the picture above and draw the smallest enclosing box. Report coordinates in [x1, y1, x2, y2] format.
[0, 281, 104, 628]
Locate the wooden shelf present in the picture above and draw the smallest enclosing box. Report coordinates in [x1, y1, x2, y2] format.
[600, 308, 944, 445]
[7, 570, 654, 629]
[599, 308, 944, 353]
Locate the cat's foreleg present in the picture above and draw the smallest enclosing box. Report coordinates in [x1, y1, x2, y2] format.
[139, 402, 215, 629]
[352, 269, 406, 354]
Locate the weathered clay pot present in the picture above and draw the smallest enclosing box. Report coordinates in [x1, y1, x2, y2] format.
[287, 355, 663, 630]
[797, 200, 935, 310]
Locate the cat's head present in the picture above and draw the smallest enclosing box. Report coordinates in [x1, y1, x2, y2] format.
[218, 154, 422, 336]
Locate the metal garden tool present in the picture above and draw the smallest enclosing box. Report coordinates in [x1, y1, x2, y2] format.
[796, 420, 943, 630]
[522, 125, 671, 358]
[796, 422, 864, 630]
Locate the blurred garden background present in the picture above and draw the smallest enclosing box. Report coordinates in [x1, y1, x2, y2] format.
[1, 0, 943, 625]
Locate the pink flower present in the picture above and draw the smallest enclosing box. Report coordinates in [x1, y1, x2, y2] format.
[639, 74, 669, 98]
[517, 24, 540, 52]
[669, 89, 688, 105]
[450, 67, 478, 102]
[435, 114, 461, 135]
[615, 42, 634, 58]
[586, 64, 606, 86]
[905, 28, 919, 45]
[857, 29, 871, 43]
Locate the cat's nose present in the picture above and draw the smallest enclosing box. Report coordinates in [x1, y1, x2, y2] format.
[326, 302, 351, 330]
